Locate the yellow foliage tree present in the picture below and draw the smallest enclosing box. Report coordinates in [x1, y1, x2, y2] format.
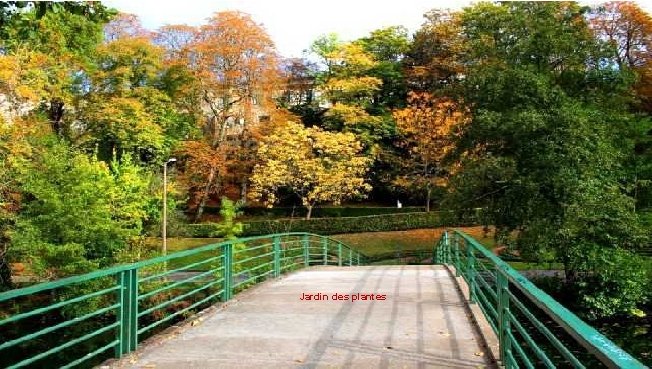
[0, 48, 53, 120]
[392, 92, 467, 211]
[250, 121, 372, 219]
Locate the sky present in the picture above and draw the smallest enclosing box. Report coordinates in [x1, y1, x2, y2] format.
[102, 0, 652, 59]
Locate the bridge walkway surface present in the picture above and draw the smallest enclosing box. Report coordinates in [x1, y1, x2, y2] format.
[107, 265, 495, 369]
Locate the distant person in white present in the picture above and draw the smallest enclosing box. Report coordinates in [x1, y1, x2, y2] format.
[397, 200, 402, 209]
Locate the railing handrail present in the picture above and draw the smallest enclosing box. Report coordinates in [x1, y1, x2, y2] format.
[444, 229, 646, 369]
[0, 232, 366, 368]
[0, 232, 366, 302]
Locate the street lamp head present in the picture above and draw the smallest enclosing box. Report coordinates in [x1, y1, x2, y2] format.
[166, 158, 177, 164]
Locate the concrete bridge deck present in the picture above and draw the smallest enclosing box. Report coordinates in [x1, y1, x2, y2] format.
[108, 266, 496, 369]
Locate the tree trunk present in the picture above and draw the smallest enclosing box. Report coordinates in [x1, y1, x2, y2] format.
[306, 205, 313, 220]
[240, 180, 248, 205]
[49, 98, 65, 137]
[424, 161, 431, 212]
[562, 257, 575, 284]
[0, 248, 12, 292]
[194, 166, 218, 223]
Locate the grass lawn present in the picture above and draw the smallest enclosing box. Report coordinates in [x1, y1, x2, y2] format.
[147, 228, 565, 271]
[145, 237, 223, 252]
[330, 226, 496, 257]
[144, 237, 223, 270]
[330, 228, 563, 270]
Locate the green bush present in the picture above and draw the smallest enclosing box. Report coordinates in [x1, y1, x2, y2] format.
[183, 210, 481, 238]
[574, 247, 651, 320]
[201, 206, 427, 218]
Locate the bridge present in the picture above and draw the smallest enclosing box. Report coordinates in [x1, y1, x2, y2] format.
[0, 231, 647, 369]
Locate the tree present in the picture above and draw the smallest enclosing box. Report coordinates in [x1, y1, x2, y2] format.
[0, 2, 114, 136]
[76, 35, 175, 162]
[154, 24, 196, 60]
[590, 2, 652, 210]
[171, 12, 284, 221]
[358, 26, 410, 110]
[393, 92, 466, 211]
[250, 121, 372, 219]
[104, 12, 150, 41]
[0, 47, 51, 120]
[404, 9, 466, 92]
[9, 139, 156, 279]
[312, 40, 396, 151]
[590, 2, 652, 69]
[278, 57, 318, 111]
[308, 30, 411, 204]
[0, 116, 50, 290]
[444, 2, 649, 318]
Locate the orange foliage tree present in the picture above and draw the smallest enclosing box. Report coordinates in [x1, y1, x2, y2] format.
[404, 9, 466, 91]
[392, 92, 467, 211]
[591, 2, 652, 111]
[163, 12, 285, 221]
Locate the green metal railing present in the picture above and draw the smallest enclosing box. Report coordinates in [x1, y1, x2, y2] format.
[0, 232, 366, 369]
[434, 229, 647, 369]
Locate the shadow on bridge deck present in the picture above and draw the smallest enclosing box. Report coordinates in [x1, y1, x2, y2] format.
[105, 266, 496, 369]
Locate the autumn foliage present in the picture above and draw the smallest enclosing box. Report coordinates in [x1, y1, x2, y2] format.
[250, 121, 372, 219]
[159, 11, 285, 220]
[392, 92, 466, 211]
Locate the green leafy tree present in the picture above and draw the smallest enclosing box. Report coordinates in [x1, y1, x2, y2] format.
[443, 2, 649, 318]
[75, 17, 194, 164]
[0, 2, 114, 136]
[358, 26, 410, 110]
[9, 139, 155, 279]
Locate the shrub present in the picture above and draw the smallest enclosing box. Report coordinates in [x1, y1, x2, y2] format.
[574, 247, 651, 320]
[183, 210, 481, 238]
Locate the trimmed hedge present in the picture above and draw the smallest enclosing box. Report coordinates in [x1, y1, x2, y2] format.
[202, 206, 426, 218]
[183, 210, 482, 238]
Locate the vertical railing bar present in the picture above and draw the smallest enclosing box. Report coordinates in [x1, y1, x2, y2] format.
[338, 243, 342, 267]
[222, 242, 233, 301]
[303, 234, 309, 267]
[497, 270, 511, 366]
[129, 268, 138, 351]
[454, 233, 461, 276]
[273, 236, 281, 277]
[115, 271, 125, 357]
[467, 240, 476, 304]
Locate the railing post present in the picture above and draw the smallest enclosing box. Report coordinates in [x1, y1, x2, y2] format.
[454, 233, 461, 277]
[349, 248, 353, 266]
[443, 231, 450, 264]
[435, 231, 447, 265]
[222, 242, 233, 301]
[273, 236, 281, 277]
[323, 237, 328, 265]
[497, 270, 511, 366]
[356, 252, 360, 266]
[338, 243, 342, 267]
[467, 239, 476, 304]
[116, 267, 138, 357]
[302, 234, 309, 267]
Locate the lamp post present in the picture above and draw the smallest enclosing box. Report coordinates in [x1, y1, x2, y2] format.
[163, 158, 177, 257]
